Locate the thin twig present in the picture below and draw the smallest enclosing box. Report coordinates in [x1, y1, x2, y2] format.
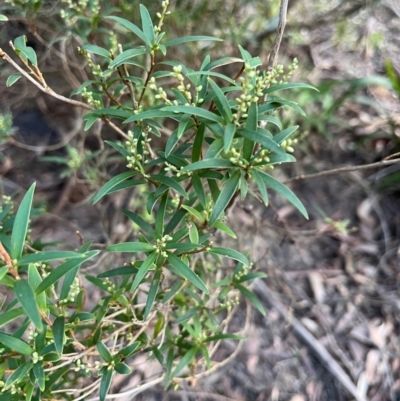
[267, 0, 289, 70]
[285, 158, 400, 184]
[254, 280, 368, 401]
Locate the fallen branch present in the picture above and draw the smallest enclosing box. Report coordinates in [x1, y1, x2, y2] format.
[285, 158, 400, 184]
[254, 280, 368, 401]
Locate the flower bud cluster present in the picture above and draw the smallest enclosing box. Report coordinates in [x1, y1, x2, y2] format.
[228, 148, 248, 167]
[164, 162, 192, 178]
[0, 113, 12, 137]
[149, 77, 173, 106]
[28, 326, 38, 341]
[78, 48, 103, 77]
[0, 382, 20, 395]
[154, 234, 173, 257]
[220, 296, 240, 311]
[253, 148, 271, 164]
[173, 65, 192, 103]
[32, 351, 43, 364]
[80, 87, 101, 108]
[103, 277, 116, 293]
[279, 58, 298, 84]
[67, 146, 82, 171]
[74, 358, 98, 373]
[60, 277, 80, 304]
[154, 0, 171, 36]
[280, 137, 298, 153]
[125, 129, 151, 168]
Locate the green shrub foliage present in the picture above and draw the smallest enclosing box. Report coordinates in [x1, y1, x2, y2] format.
[0, 1, 315, 399]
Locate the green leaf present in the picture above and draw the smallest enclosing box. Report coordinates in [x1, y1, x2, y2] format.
[191, 175, 206, 208]
[209, 170, 240, 226]
[6, 74, 22, 87]
[144, 270, 161, 319]
[14, 279, 43, 332]
[212, 221, 236, 238]
[109, 47, 147, 68]
[28, 264, 46, 312]
[150, 174, 188, 199]
[118, 342, 140, 358]
[11, 183, 35, 261]
[264, 82, 317, 94]
[0, 266, 9, 282]
[235, 283, 266, 316]
[0, 331, 34, 355]
[52, 317, 65, 355]
[251, 169, 269, 205]
[175, 307, 201, 324]
[82, 44, 111, 59]
[18, 250, 90, 265]
[33, 362, 45, 391]
[164, 35, 223, 47]
[140, 4, 154, 44]
[0, 307, 24, 328]
[106, 16, 151, 47]
[188, 222, 199, 244]
[182, 158, 235, 172]
[223, 123, 236, 153]
[121, 209, 155, 237]
[105, 140, 130, 157]
[124, 109, 172, 123]
[257, 170, 308, 218]
[114, 362, 132, 375]
[4, 361, 32, 390]
[84, 108, 131, 120]
[208, 78, 233, 123]
[130, 252, 157, 292]
[161, 105, 224, 124]
[167, 253, 209, 294]
[97, 265, 138, 278]
[107, 242, 155, 253]
[97, 342, 113, 363]
[0, 14, 8, 21]
[192, 123, 205, 163]
[273, 126, 299, 144]
[156, 192, 168, 238]
[181, 205, 204, 223]
[171, 346, 197, 378]
[208, 247, 249, 266]
[35, 251, 98, 294]
[238, 128, 286, 157]
[99, 368, 114, 401]
[91, 172, 137, 204]
[203, 333, 244, 342]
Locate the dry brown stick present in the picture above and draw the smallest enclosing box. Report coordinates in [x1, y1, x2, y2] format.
[285, 158, 400, 184]
[267, 0, 289, 70]
[254, 280, 368, 401]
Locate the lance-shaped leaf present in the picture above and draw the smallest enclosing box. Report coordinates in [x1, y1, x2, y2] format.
[140, 4, 154, 44]
[106, 16, 150, 47]
[264, 82, 318, 94]
[149, 174, 188, 199]
[109, 47, 147, 68]
[171, 346, 197, 378]
[18, 250, 91, 266]
[273, 125, 299, 144]
[209, 171, 240, 226]
[130, 252, 157, 292]
[238, 128, 286, 157]
[14, 279, 43, 332]
[52, 317, 65, 355]
[182, 158, 235, 172]
[4, 361, 33, 390]
[99, 368, 114, 401]
[82, 44, 111, 59]
[107, 242, 155, 253]
[161, 105, 224, 124]
[0, 331, 34, 355]
[167, 253, 209, 294]
[257, 170, 308, 218]
[207, 247, 249, 266]
[208, 78, 233, 123]
[91, 172, 138, 204]
[97, 342, 113, 363]
[10, 183, 35, 261]
[164, 35, 223, 47]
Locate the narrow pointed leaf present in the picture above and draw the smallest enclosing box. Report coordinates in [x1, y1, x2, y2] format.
[106, 16, 150, 47]
[150, 174, 188, 199]
[109, 47, 146, 68]
[11, 183, 35, 260]
[167, 253, 209, 294]
[14, 279, 43, 332]
[99, 368, 114, 401]
[82, 44, 111, 59]
[264, 82, 317, 94]
[91, 172, 137, 204]
[28, 264, 46, 312]
[191, 175, 206, 208]
[208, 247, 249, 266]
[33, 362, 45, 391]
[257, 170, 308, 218]
[0, 307, 25, 327]
[140, 4, 154, 43]
[238, 128, 286, 156]
[223, 123, 236, 153]
[164, 35, 222, 47]
[18, 250, 91, 265]
[171, 346, 197, 378]
[182, 159, 235, 172]
[209, 171, 240, 226]
[130, 251, 157, 292]
[52, 317, 65, 355]
[273, 126, 299, 144]
[97, 342, 113, 363]
[35, 250, 98, 294]
[107, 242, 155, 253]
[0, 332, 34, 355]
[208, 78, 232, 122]
[161, 106, 224, 124]
[4, 361, 32, 390]
[121, 209, 155, 237]
[235, 283, 266, 316]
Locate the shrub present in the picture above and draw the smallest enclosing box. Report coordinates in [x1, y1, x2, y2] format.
[0, 2, 314, 399]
